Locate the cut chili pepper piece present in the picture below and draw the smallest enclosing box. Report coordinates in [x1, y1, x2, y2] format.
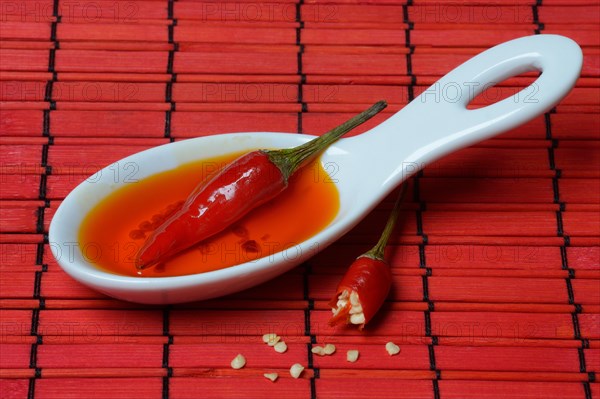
[329, 255, 392, 328]
[329, 184, 407, 329]
[135, 101, 387, 270]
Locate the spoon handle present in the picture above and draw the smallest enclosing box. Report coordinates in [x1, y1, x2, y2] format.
[343, 34, 582, 196]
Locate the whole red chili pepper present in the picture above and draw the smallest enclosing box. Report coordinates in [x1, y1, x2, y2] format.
[135, 101, 387, 270]
[329, 184, 406, 329]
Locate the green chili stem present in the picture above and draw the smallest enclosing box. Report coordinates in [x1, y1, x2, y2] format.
[265, 100, 387, 182]
[363, 183, 408, 261]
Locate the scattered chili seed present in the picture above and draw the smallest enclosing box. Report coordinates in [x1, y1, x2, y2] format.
[290, 363, 304, 379]
[262, 333, 275, 343]
[274, 341, 287, 353]
[385, 342, 400, 356]
[312, 344, 336, 356]
[311, 346, 325, 356]
[262, 333, 280, 346]
[346, 350, 359, 363]
[263, 373, 278, 382]
[231, 354, 246, 369]
[323, 344, 336, 355]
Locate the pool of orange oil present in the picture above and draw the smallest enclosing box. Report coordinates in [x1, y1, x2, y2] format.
[78, 151, 340, 277]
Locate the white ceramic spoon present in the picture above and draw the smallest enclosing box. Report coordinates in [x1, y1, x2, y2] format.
[50, 34, 582, 304]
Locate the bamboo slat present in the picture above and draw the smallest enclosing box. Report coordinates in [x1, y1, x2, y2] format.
[30, 378, 164, 399]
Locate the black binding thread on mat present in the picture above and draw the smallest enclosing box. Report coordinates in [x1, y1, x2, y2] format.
[296, 1, 306, 134]
[412, 141, 438, 398]
[164, 1, 177, 366]
[403, 4, 415, 100]
[303, 263, 318, 398]
[38, 0, 59, 251]
[531, 1, 544, 34]
[423, 265, 439, 399]
[46, 0, 59, 113]
[162, 307, 173, 399]
[28, 306, 42, 399]
[305, 303, 320, 396]
[29, 3, 60, 396]
[413, 173, 438, 398]
[297, 3, 314, 392]
[404, 13, 435, 392]
[584, 381, 593, 399]
[545, 108, 591, 396]
[165, 0, 177, 142]
[307, 316, 318, 399]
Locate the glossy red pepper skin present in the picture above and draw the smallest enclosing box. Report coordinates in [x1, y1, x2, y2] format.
[328, 255, 392, 327]
[135, 151, 286, 269]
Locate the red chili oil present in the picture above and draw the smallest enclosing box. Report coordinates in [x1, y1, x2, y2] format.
[78, 151, 339, 277]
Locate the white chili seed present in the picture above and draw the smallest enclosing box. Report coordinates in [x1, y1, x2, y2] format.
[385, 342, 400, 356]
[274, 341, 288, 353]
[333, 290, 350, 316]
[262, 333, 276, 343]
[349, 291, 360, 306]
[290, 363, 304, 379]
[323, 344, 336, 355]
[349, 304, 363, 315]
[231, 354, 246, 369]
[262, 333, 280, 346]
[350, 312, 365, 325]
[263, 373, 278, 382]
[346, 349, 359, 363]
[311, 346, 325, 356]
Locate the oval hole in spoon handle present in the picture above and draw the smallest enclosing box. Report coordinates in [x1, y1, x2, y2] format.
[341, 34, 582, 204]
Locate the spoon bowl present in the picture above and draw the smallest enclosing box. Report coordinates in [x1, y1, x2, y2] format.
[50, 35, 582, 304]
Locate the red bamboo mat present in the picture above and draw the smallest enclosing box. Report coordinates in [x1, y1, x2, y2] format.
[1, 0, 599, 398]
